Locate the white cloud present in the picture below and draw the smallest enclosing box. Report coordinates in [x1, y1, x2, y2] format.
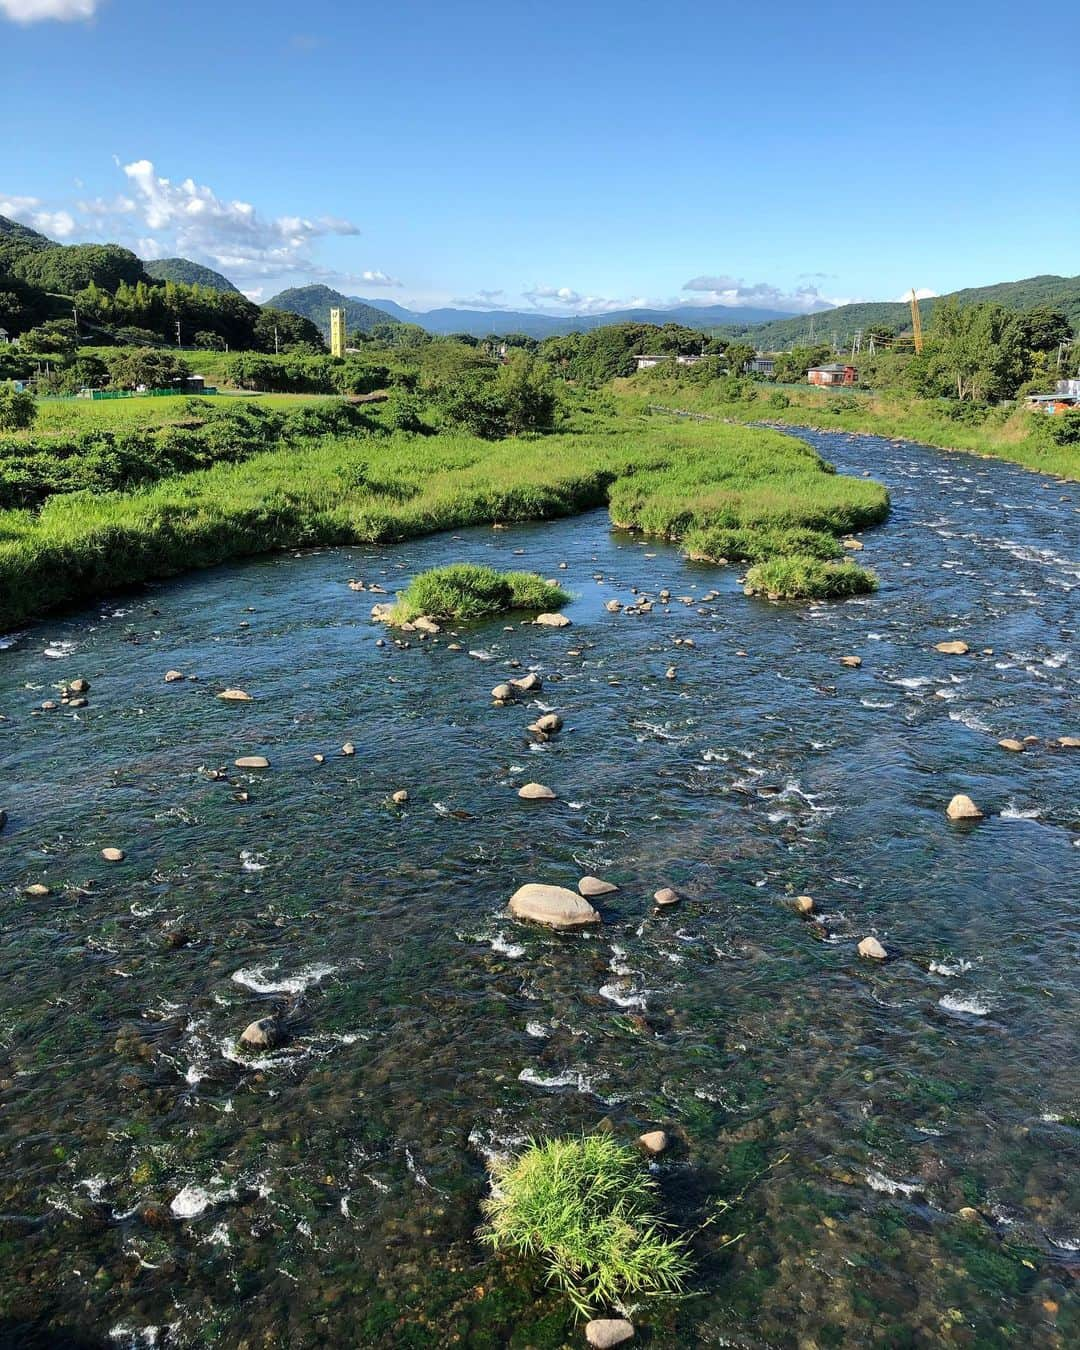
[897, 287, 937, 302]
[522, 285, 646, 314]
[0, 0, 98, 22]
[0, 194, 75, 237]
[683, 274, 837, 313]
[111, 158, 361, 283]
[361, 269, 402, 288]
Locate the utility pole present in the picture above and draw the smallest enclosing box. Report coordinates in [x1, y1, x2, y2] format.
[72, 305, 80, 347]
[274, 325, 280, 355]
[176, 319, 182, 348]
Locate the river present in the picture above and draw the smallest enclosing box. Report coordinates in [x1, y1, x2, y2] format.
[0, 429, 1077, 1348]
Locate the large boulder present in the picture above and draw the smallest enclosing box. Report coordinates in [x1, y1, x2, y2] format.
[534, 613, 571, 628]
[518, 782, 557, 801]
[858, 936, 888, 960]
[934, 640, 970, 655]
[508, 884, 601, 929]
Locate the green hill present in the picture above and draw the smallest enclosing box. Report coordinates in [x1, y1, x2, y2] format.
[265, 284, 400, 335]
[0, 213, 52, 254]
[144, 257, 241, 293]
[718, 275, 1080, 349]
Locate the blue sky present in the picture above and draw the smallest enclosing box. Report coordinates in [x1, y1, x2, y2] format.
[2, 0, 1077, 315]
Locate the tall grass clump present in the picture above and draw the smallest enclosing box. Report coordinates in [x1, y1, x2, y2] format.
[744, 555, 878, 600]
[480, 1134, 692, 1318]
[389, 563, 569, 623]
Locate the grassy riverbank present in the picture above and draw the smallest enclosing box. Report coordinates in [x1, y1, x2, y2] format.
[617, 379, 1080, 481]
[0, 408, 888, 628]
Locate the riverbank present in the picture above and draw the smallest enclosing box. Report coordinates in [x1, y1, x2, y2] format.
[616, 379, 1080, 481]
[0, 412, 887, 628]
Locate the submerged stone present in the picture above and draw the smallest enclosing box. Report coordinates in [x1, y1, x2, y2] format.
[946, 793, 983, 820]
[217, 688, 252, 701]
[579, 875, 619, 898]
[240, 1017, 283, 1050]
[585, 1319, 634, 1348]
[508, 883, 601, 929]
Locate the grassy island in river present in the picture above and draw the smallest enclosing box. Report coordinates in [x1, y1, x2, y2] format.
[0, 398, 888, 627]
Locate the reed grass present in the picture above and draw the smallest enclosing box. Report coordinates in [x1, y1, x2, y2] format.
[389, 563, 568, 622]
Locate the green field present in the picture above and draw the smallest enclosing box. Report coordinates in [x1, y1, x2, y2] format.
[22, 390, 336, 442]
[0, 410, 888, 627]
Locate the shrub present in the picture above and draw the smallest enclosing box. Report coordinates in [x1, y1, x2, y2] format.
[744, 555, 877, 599]
[0, 384, 36, 432]
[683, 524, 842, 563]
[480, 1134, 692, 1318]
[389, 563, 569, 622]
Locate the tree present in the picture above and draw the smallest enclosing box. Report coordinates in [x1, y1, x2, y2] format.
[105, 348, 191, 391]
[0, 383, 36, 431]
[1014, 306, 1071, 356]
[14, 243, 146, 295]
[931, 298, 1025, 401]
[723, 342, 756, 375]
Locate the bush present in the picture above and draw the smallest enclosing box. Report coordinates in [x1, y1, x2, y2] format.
[744, 555, 877, 599]
[389, 563, 569, 622]
[683, 524, 842, 563]
[480, 1134, 692, 1318]
[0, 384, 37, 432]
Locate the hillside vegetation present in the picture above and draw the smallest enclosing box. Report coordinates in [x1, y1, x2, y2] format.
[264, 284, 400, 336]
[143, 257, 241, 293]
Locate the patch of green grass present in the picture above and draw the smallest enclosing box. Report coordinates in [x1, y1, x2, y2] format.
[683, 523, 843, 563]
[744, 554, 878, 600]
[389, 563, 569, 623]
[480, 1134, 692, 1318]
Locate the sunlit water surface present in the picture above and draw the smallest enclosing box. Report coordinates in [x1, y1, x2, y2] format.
[1, 430, 1078, 1348]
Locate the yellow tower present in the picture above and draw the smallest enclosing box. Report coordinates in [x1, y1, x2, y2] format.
[329, 307, 346, 358]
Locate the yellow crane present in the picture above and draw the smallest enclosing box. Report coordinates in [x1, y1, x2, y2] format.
[909, 289, 924, 354]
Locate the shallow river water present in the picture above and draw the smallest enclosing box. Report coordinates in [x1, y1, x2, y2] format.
[0, 429, 1078, 1349]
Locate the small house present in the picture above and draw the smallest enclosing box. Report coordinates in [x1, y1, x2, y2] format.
[633, 353, 703, 371]
[807, 364, 856, 387]
[745, 356, 775, 376]
[1024, 392, 1080, 415]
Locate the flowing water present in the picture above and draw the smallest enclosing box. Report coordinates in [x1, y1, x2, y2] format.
[0, 430, 1077, 1349]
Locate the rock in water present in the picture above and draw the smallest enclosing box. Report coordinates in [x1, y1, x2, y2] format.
[508, 884, 601, 929]
[934, 640, 970, 655]
[1058, 736, 1080, 749]
[534, 613, 571, 628]
[794, 895, 815, 915]
[997, 739, 1024, 752]
[858, 936, 888, 960]
[101, 847, 125, 862]
[579, 876, 619, 898]
[839, 655, 862, 668]
[342, 742, 356, 756]
[639, 1130, 668, 1155]
[25, 883, 50, 896]
[491, 683, 514, 702]
[842, 538, 864, 551]
[585, 1319, 635, 1348]
[234, 756, 270, 770]
[217, 688, 252, 701]
[946, 793, 983, 820]
[532, 713, 563, 734]
[240, 1017, 283, 1050]
[67, 678, 90, 693]
[654, 887, 680, 906]
[412, 616, 441, 634]
[164, 670, 184, 683]
[518, 783, 557, 800]
[391, 789, 409, 804]
[510, 672, 542, 693]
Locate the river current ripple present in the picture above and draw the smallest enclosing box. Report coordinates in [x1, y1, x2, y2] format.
[0, 429, 1077, 1347]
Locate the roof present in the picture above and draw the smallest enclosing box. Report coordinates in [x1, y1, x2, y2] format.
[809, 363, 854, 372]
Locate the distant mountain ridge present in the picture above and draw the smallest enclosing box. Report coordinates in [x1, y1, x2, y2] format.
[711, 274, 1080, 347]
[144, 258, 240, 293]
